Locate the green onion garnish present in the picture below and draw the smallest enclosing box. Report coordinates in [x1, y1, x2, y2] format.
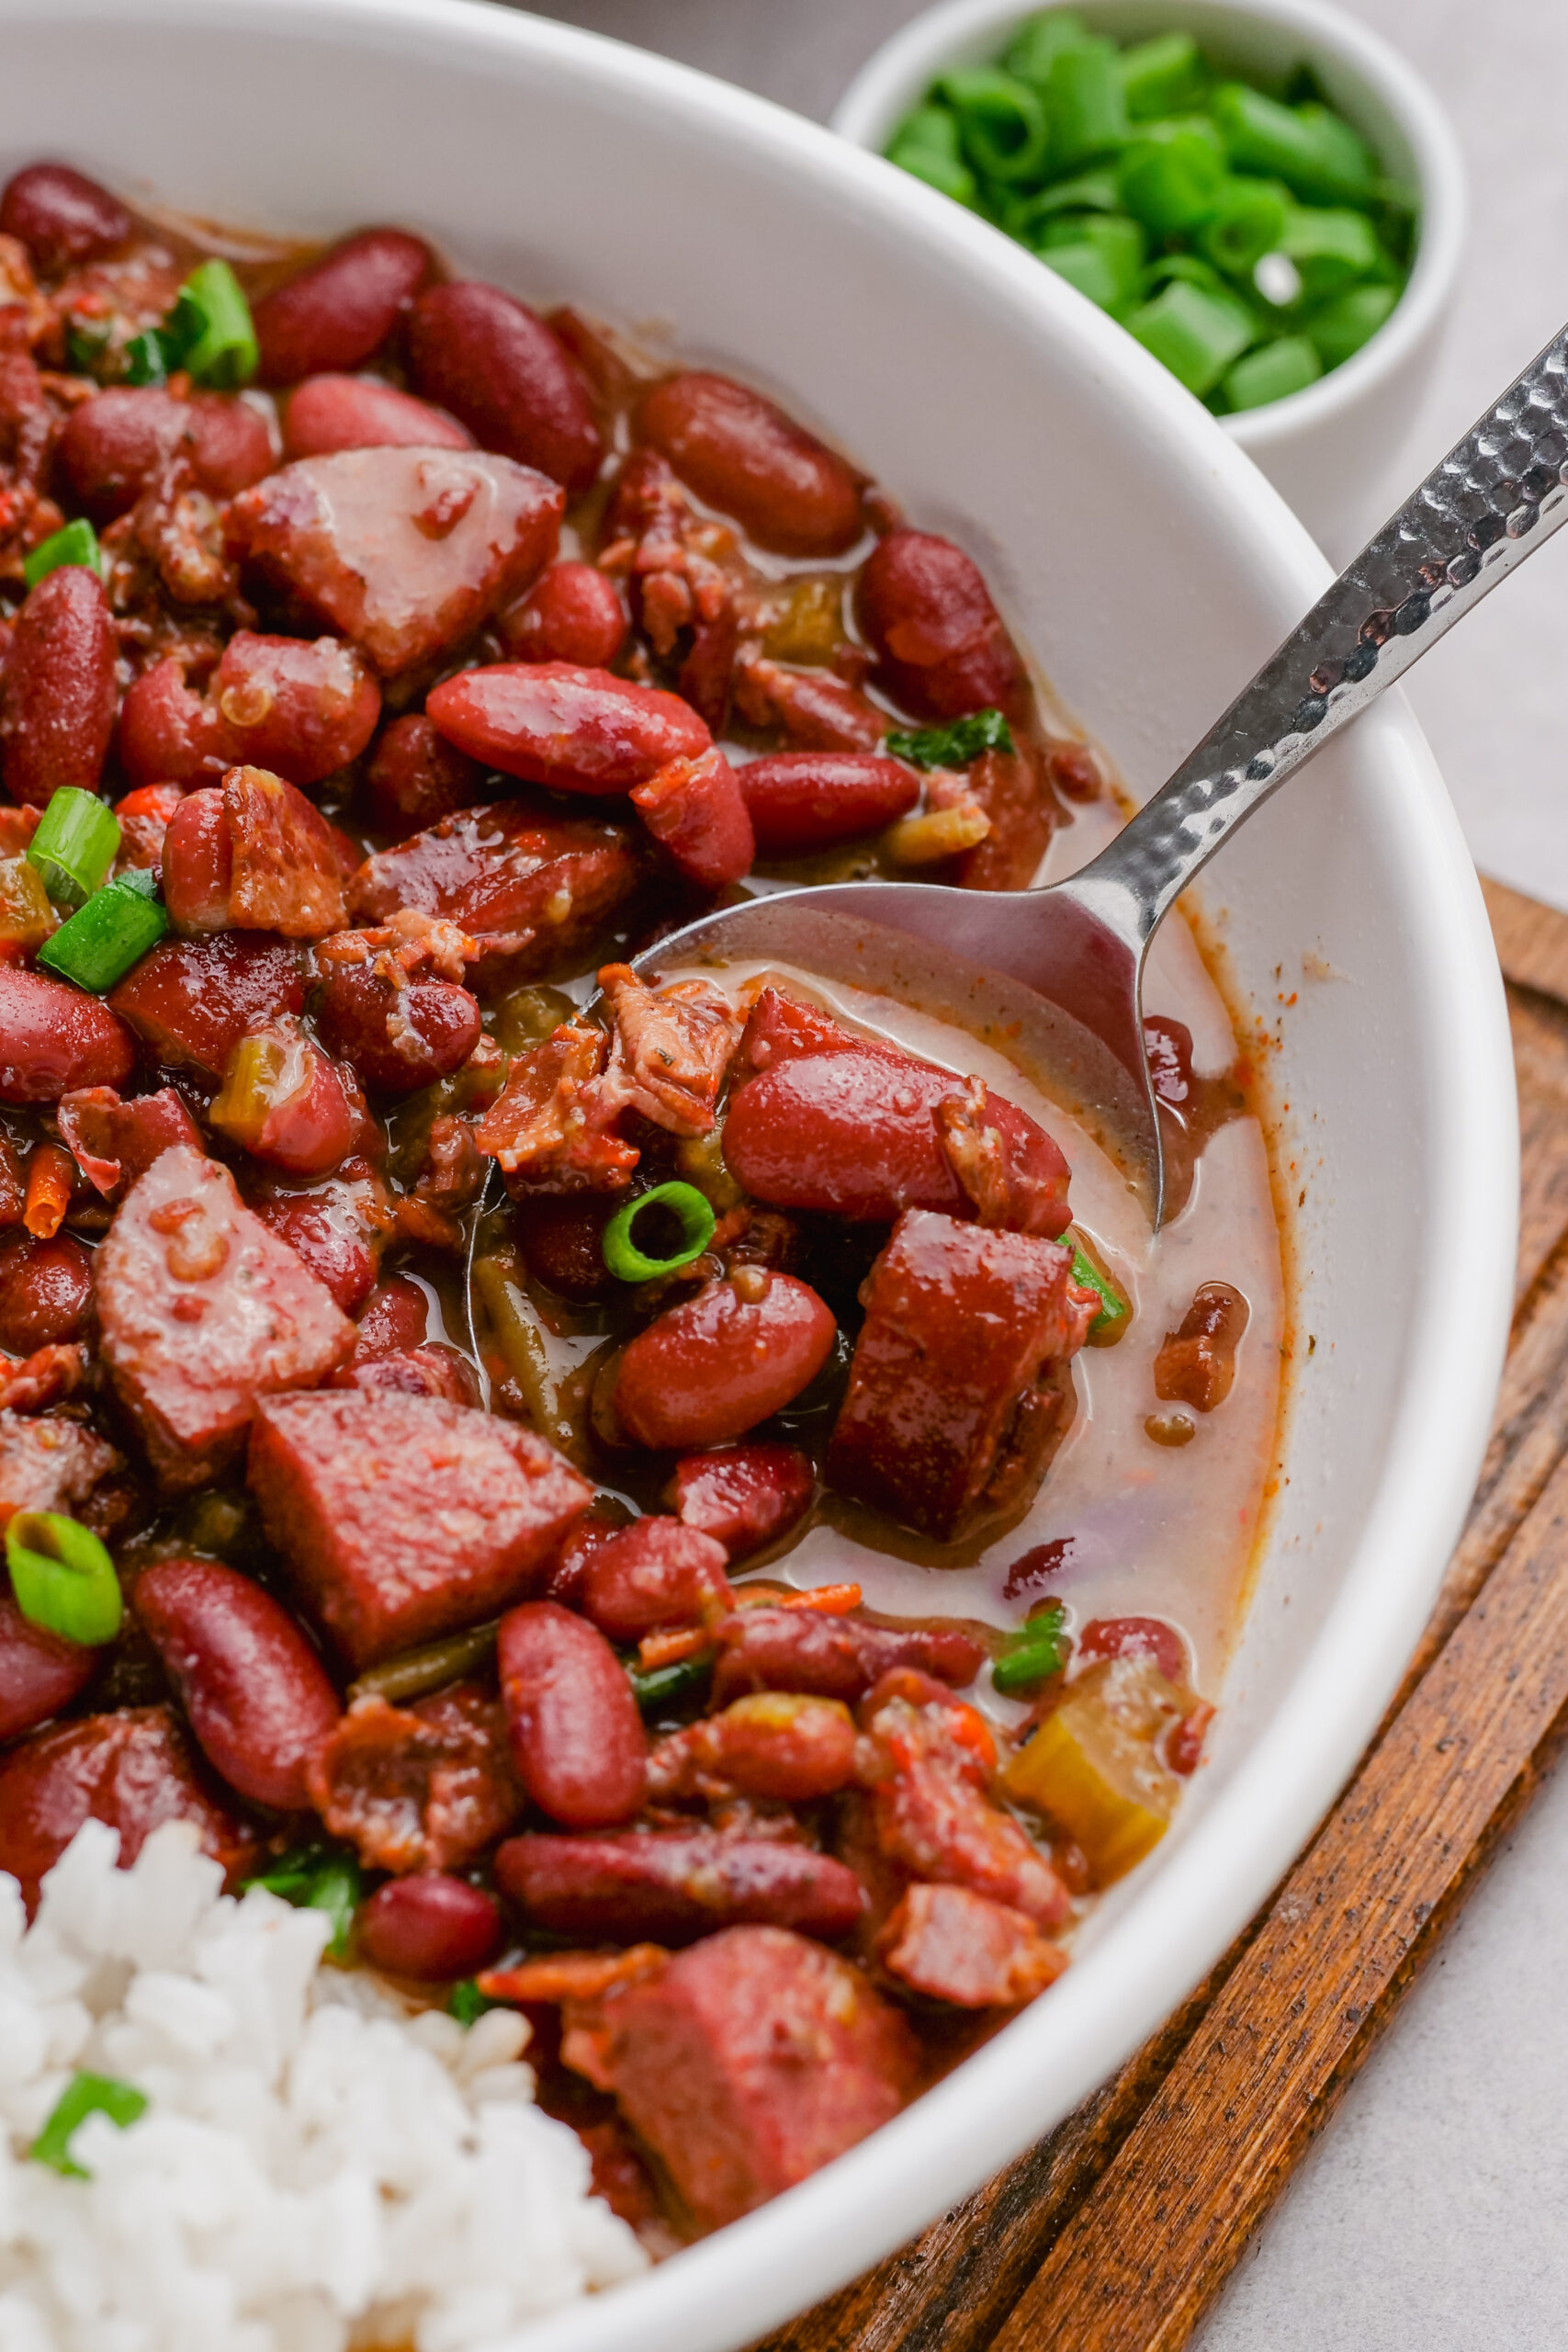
[1117, 31, 1206, 122]
[1221, 334, 1322, 414]
[935, 67, 1049, 187]
[628, 1651, 715, 1714]
[1117, 130, 1224, 235]
[122, 328, 167, 386]
[162, 259, 258, 390]
[36, 867, 168, 992]
[1306, 280, 1400, 372]
[1125, 278, 1255, 397]
[993, 1600, 1069, 1695]
[30, 2072, 147, 2177]
[601, 1181, 716, 1283]
[449, 1978, 504, 2026]
[1209, 81, 1373, 206]
[6, 1511, 123, 1646]
[26, 788, 121, 913]
[23, 517, 102, 591]
[243, 1842, 362, 1961]
[884, 708, 1014, 771]
[1065, 1232, 1129, 1341]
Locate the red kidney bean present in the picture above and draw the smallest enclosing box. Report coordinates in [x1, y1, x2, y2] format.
[363, 713, 487, 840]
[253, 228, 435, 384]
[353, 1274, 430, 1359]
[635, 372, 864, 558]
[581, 1518, 733, 1642]
[0, 1592, 97, 1743]
[162, 788, 231, 932]
[735, 655, 887, 753]
[0, 566, 117, 808]
[119, 633, 381, 794]
[406, 280, 603, 495]
[425, 660, 709, 793]
[0, 1232, 94, 1352]
[494, 1828, 864, 1943]
[359, 1873, 502, 1979]
[134, 1556, 342, 1812]
[496, 1600, 646, 1830]
[186, 393, 276, 494]
[0, 163, 130, 274]
[313, 961, 480, 1096]
[1153, 1281, 1250, 1412]
[0, 967, 135, 1102]
[56, 389, 274, 524]
[336, 1343, 478, 1407]
[282, 373, 473, 459]
[648, 1692, 859, 1804]
[209, 1016, 362, 1178]
[671, 1442, 815, 1557]
[107, 934, 304, 1080]
[113, 780, 186, 872]
[499, 560, 626, 668]
[1077, 1615, 1190, 1687]
[631, 747, 754, 888]
[737, 751, 919, 854]
[516, 1194, 618, 1303]
[615, 1274, 837, 1452]
[249, 1154, 392, 1315]
[855, 529, 1030, 727]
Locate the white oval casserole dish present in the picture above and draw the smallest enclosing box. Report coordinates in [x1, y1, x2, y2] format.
[0, 3, 1517, 2346]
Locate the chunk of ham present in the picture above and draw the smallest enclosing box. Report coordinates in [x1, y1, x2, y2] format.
[162, 766, 347, 940]
[594, 963, 738, 1136]
[474, 1022, 637, 1192]
[228, 447, 564, 674]
[827, 1210, 1096, 1541]
[55, 1086, 203, 1199]
[0, 1410, 122, 1532]
[351, 798, 641, 993]
[95, 1144, 355, 1491]
[247, 1387, 591, 1667]
[875, 1883, 1068, 2007]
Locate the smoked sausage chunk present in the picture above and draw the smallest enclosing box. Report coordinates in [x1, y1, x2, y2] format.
[95, 1144, 355, 1492]
[495, 1830, 865, 1946]
[247, 1388, 591, 1668]
[593, 1928, 917, 2231]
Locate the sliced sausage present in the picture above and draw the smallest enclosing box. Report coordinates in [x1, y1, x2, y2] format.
[713, 1606, 985, 1706]
[494, 1830, 865, 1944]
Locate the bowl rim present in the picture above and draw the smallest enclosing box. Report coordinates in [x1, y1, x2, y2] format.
[829, 0, 1469, 456]
[0, 4, 1516, 2346]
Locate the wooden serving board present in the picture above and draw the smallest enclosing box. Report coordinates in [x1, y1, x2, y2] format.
[758, 875, 1568, 2352]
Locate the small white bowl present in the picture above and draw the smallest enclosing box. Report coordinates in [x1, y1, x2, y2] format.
[833, 0, 1468, 556]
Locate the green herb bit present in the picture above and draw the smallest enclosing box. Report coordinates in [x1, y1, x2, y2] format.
[63, 316, 114, 377]
[30, 2072, 147, 2178]
[23, 517, 102, 591]
[1004, 166, 1121, 239]
[1001, 10, 1093, 92]
[6, 1511, 123, 1646]
[1065, 1234, 1130, 1342]
[26, 787, 121, 913]
[244, 1842, 362, 1961]
[1220, 334, 1323, 413]
[601, 1181, 716, 1283]
[161, 258, 258, 389]
[936, 67, 1050, 187]
[993, 1601, 1069, 1694]
[1117, 131, 1225, 236]
[1043, 38, 1128, 171]
[887, 106, 979, 208]
[36, 868, 168, 993]
[1038, 215, 1145, 312]
[1209, 83, 1374, 208]
[1278, 203, 1383, 303]
[1117, 30, 1206, 122]
[884, 707, 1014, 771]
[1126, 278, 1255, 398]
[449, 1977, 504, 2027]
[628, 1650, 715, 1715]
[1306, 280, 1399, 372]
[1197, 178, 1290, 278]
[121, 328, 168, 386]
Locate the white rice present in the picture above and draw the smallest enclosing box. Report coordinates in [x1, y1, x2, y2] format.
[0, 1821, 647, 2352]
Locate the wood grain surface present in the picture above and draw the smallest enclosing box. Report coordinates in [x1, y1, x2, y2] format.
[759, 883, 1565, 2352]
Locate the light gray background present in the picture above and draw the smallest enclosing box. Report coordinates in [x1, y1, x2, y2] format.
[509, 2, 1568, 2338]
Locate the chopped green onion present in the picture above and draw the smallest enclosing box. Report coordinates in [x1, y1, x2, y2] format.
[628, 1650, 715, 1714]
[1004, 166, 1121, 238]
[6, 1511, 123, 1646]
[1126, 279, 1255, 397]
[1065, 1234, 1130, 1341]
[1142, 253, 1229, 298]
[884, 707, 1014, 770]
[243, 1842, 362, 1960]
[1197, 177, 1290, 277]
[1002, 11, 1092, 91]
[887, 107, 979, 208]
[26, 788, 120, 912]
[601, 1181, 716, 1283]
[30, 2072, 147, 2178]
[449, 1978, 504, 2026]
[937, 68, 1049, 187]
[64, 316, 114, 377]
[122, 328, 168, 385]
[1043, 39, 1128, 170]
[1038, 214, 1145, 311]
[1306, 280, 1400, 371]
[23, 517, 102, 590]
[1221, 334, 1323, 413]
[36, 868, 168, 992]
[1278, 203, 1383, 303]
[162, 259, 258, 389]
[1210, 83, 1373, 206]
[993, 1601, 1069, 1694]
[1117, 132, 1225, 235]
[1118, 31, 1205, 122]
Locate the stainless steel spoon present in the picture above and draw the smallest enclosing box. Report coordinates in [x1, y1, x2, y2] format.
[632, 319, 1568, 1226]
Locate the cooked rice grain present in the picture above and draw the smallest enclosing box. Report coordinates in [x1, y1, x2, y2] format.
[0, 1821, 645, 2352]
